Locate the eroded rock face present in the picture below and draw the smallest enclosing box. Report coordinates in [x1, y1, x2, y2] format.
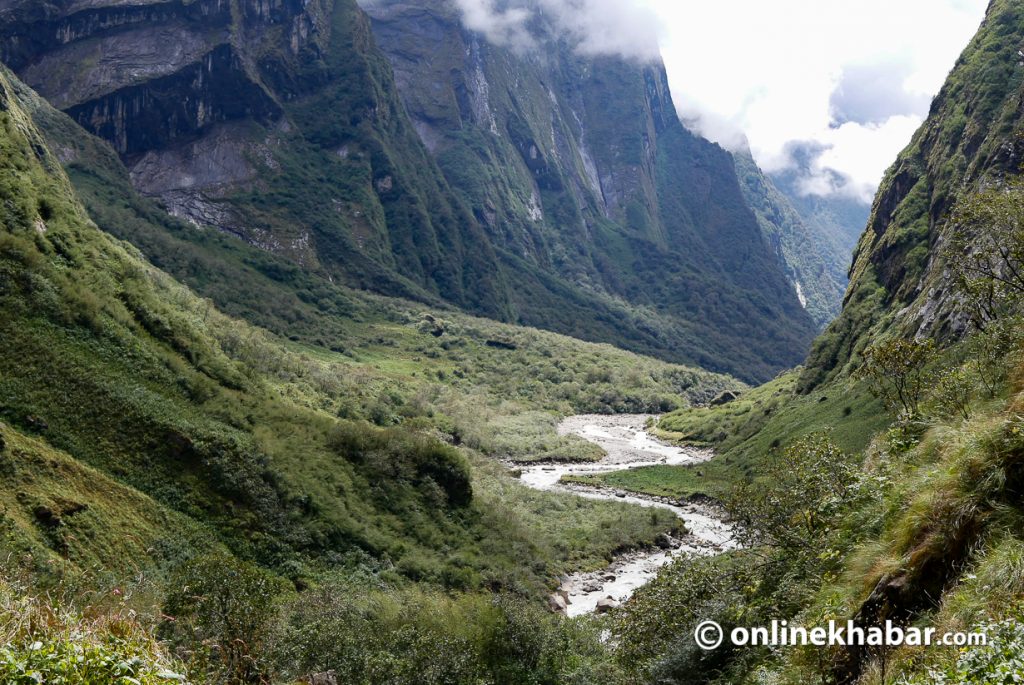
[1, 0, 517, 318]
[0, 0, 297, 216]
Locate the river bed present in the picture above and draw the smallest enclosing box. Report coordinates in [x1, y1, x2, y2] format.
[514, 414, 734, 617]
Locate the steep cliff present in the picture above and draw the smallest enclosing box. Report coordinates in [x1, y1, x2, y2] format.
[360, 0, 816, 380]
[732, 150, 857, 327]
[801, 0, 1024, 389]
[0, 0, 512, 318]
[0, 0, 816, 381]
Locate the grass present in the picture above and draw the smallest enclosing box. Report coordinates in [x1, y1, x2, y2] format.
[562, 464, 726, 501]
[0, 572, 185, 684]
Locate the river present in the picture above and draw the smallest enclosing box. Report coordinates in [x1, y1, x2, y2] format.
[515, 414, 735, 617]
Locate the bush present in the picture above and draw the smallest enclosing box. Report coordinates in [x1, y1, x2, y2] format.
[162, 554, 288, 684]
[857, 338, 937, 419]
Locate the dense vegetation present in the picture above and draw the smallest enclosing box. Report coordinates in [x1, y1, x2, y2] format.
[5, 0, 1024, 683]
[0, 63, 738, 684]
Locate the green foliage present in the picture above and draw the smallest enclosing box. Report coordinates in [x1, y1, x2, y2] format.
[857, 338, 937, 419]
[966, 317, 1024, 397]
[328, 421, 473, 508]
[932, 367, 974, 421]
[272, 581, 626, 685]
[163, 555, 288, 684]
[728, 434, 865, 560]
[948, 183, 1024, 324]
[911, 613, 1024, 684]
[0, 574, 185, 685]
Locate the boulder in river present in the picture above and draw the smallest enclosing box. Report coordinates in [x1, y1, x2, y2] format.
[595, 596, 620, 613]
[548, 594, 568, 613]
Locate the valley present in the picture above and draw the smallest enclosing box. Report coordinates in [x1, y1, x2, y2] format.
[1, 0, 1023, 683]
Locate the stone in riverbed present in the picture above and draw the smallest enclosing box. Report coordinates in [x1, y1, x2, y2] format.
[548, 594, 568, 613]
[595, 596, 620, 613]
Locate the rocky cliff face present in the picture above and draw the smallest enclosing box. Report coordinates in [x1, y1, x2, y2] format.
[0, 0, 816, 381]
[801, 0, 1024, 388]
[732, 150, 859, 328]
[0, 0, 511, 316]
[361, 0, 816, 380]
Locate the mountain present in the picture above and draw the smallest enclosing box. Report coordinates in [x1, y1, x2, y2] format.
[360, 0, 817, 380]
[801, 0, 1024, 390]
[1, 59, 747, 680]
[771, 176, 868, 261]
[732, 149, 858, 327]
[0, 0, 815, 381]
[0, 0, 513, 318]
[595, 3, 1024, 682]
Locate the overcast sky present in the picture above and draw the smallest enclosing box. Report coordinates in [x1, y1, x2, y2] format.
[649, 0, 990, 202]
[451, 0, 990, 203]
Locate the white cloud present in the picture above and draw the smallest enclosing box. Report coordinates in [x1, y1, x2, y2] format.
[447, 0, 989, 202]
[451, 0, 663, 61]
[648, 0, 989, 201]
[454, 0, 537, 52]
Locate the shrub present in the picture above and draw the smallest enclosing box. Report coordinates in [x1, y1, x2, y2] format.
[857, 338, 937, 419]
[162, 554, 288, 684]
[0, 574, 185, 685]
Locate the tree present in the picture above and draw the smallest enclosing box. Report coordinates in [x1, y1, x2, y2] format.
[727, 433, 861, 557]
[857, 338, 936, 419]
[948, 183, 1024, 325]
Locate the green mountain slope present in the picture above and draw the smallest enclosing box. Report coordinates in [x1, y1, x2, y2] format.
[802, 0, 1024, 390]
[1, 63, 740, 596]
[0, 0, 815, 381]
[733, 150, 854, 327]
[362, 0, 816, 380]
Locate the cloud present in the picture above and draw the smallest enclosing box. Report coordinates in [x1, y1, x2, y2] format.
[454, 0, 537, 52]
[451, 0, 663, 61]
[445, 0, 988, 202]
[648, 0, 989, 202]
